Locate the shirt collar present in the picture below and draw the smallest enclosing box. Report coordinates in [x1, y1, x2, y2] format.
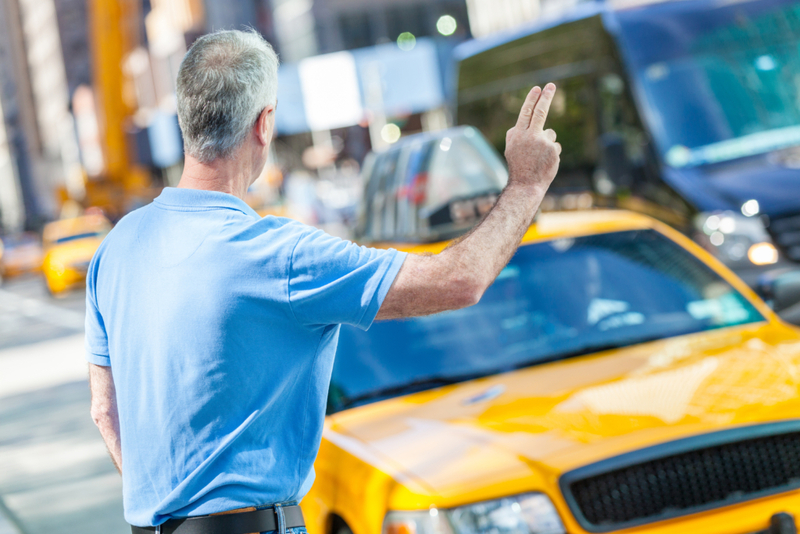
[154, 187, 260, 218]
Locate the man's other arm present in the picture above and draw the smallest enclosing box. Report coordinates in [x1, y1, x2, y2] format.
[89, 363, 122, 474]
[377, 84, 561, 320]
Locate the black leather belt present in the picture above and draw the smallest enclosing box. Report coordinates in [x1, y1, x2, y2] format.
[131, 504, 305, 534]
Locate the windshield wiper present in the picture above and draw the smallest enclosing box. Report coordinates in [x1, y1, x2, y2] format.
[339, 371, 486, 410]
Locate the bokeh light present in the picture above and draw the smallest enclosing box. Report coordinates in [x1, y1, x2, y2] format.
[381, 124, 402, 144]
[397, 32, 416, 51]
[437, 15, 457, 36]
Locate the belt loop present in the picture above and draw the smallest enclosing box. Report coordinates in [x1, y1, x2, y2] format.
[275, 503, 287, 534]
[155, 526, 161, 534]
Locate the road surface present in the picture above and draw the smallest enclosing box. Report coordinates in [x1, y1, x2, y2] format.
[0, 275, 127, 534]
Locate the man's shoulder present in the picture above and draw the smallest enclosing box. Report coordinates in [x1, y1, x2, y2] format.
[102, 204, 152, 246]
[251, 216, 322, 243]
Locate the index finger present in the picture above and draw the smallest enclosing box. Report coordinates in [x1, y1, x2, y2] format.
[530, 83, 556, 132]
[515, 86, 543, 129]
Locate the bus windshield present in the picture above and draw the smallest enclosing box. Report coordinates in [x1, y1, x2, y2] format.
[327, 230, 764, 414]
[617, 0, 800, 167]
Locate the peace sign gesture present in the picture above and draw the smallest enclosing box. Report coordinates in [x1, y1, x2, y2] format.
[505, 83, 561, 193]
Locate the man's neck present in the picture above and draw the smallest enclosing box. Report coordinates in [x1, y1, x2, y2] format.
[177, 153, 253, 200]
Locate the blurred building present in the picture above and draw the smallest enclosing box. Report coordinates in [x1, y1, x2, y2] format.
[311, 0, 470, 57]
[465, 0, 591, 38]
[266, 0, 470, 62]
[270, 0, 471, 160]
[0, 0, 82, 232]
[204, 0, 279, 45]
[54, 0, 92, 95]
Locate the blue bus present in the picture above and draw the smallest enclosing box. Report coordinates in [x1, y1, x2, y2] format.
[455, 0, 800, 314]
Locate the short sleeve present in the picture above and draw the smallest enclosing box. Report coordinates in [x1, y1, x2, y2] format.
[85, 255, 110, 366]
[288, 227, 407, 329]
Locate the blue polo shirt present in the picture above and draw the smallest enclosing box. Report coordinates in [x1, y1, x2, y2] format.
[84, 187, 406, 527]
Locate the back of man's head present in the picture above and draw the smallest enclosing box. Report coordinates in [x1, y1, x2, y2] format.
[177, 29, 279, 163]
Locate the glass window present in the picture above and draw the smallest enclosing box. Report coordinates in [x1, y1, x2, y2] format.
[618, 0, 800, 167]
[459, 74, 600, 190]
[421, 129, 508, 215]
[360, 129, 508, 242]
[457, 16, 618, 192]
[54, 232, 106, 244]
[363, 150, 401, 240]
[386, 4, 429, 41]
[339, 12, 374, 50]
[328, 229, 763, 413]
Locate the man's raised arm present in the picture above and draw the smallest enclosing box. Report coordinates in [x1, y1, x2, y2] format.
[377, 83, 561, 320]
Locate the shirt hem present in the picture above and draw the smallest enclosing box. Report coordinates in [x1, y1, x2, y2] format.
[85, 350, 111, 366]
[356, 249, 407, 330]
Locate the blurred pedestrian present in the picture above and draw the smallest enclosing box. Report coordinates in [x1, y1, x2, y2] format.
[86, 29, 561, 534]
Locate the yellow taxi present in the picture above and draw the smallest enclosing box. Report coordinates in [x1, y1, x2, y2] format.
[300, 209, 800, 534]
[41, 213, 111, 295]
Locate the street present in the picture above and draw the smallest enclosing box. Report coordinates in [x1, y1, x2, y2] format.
[0, 276, 127, 534]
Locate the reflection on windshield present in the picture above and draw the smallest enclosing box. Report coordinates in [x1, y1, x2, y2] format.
[618, 0, 800, 166]
[328, 230, 763, 413]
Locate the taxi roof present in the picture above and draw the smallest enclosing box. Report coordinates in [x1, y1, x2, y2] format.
[42, 214, 110, 244]
[382, 209, 658, 254]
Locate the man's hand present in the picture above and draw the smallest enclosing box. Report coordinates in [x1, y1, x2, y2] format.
[505, 84, 561, 194]
[377, 84, 561, 320]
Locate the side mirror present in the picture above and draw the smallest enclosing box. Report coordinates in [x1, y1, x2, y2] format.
[758, 270, 800, 320]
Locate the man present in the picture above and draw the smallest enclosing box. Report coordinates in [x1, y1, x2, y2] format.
[87, 29, 561, 533]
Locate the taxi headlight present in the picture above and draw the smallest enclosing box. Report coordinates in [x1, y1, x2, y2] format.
[383, 494, 565, 534]
[694, 211, 777, 265]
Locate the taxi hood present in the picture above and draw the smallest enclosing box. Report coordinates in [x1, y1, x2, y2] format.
[47, 237, 103, 265]
[326, 323, 800, 501]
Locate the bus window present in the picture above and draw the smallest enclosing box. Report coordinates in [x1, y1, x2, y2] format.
[456, 16, 617, 195]
[459, 71, 600, 192]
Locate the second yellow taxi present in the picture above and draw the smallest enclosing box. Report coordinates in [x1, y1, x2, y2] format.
[42, 213, 111, 295]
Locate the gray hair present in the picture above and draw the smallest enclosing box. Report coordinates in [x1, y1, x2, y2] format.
[176, 29, 279, 163]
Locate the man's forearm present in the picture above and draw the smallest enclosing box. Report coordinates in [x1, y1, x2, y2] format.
[441, 181, 545, 294]
[96, 412, 122, 474]
[439, 84, 560, 300]
[89, 364, 123, 474]
[377, 84, 560, 320]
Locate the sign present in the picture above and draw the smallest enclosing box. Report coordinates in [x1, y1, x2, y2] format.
[298, 51, 363, 131]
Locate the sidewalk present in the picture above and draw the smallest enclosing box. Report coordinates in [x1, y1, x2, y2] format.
[0, 334, 128, 534]
[0, 499, 21, 534]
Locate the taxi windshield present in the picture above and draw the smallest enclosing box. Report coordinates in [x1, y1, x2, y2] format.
[328, 230, 764, 413]
[54, 231, 104, 244]
[617, 0, 800, 167]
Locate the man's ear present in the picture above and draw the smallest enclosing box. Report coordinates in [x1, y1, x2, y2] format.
[255, 105, 275, 146]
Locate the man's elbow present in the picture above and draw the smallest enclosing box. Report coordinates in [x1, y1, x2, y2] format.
[90, 402, 113, 430]
[450, 274, 486, 309]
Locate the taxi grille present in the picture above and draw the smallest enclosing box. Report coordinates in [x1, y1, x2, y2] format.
[769, 213, 800, 261]
[563, 427, 800, 531]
